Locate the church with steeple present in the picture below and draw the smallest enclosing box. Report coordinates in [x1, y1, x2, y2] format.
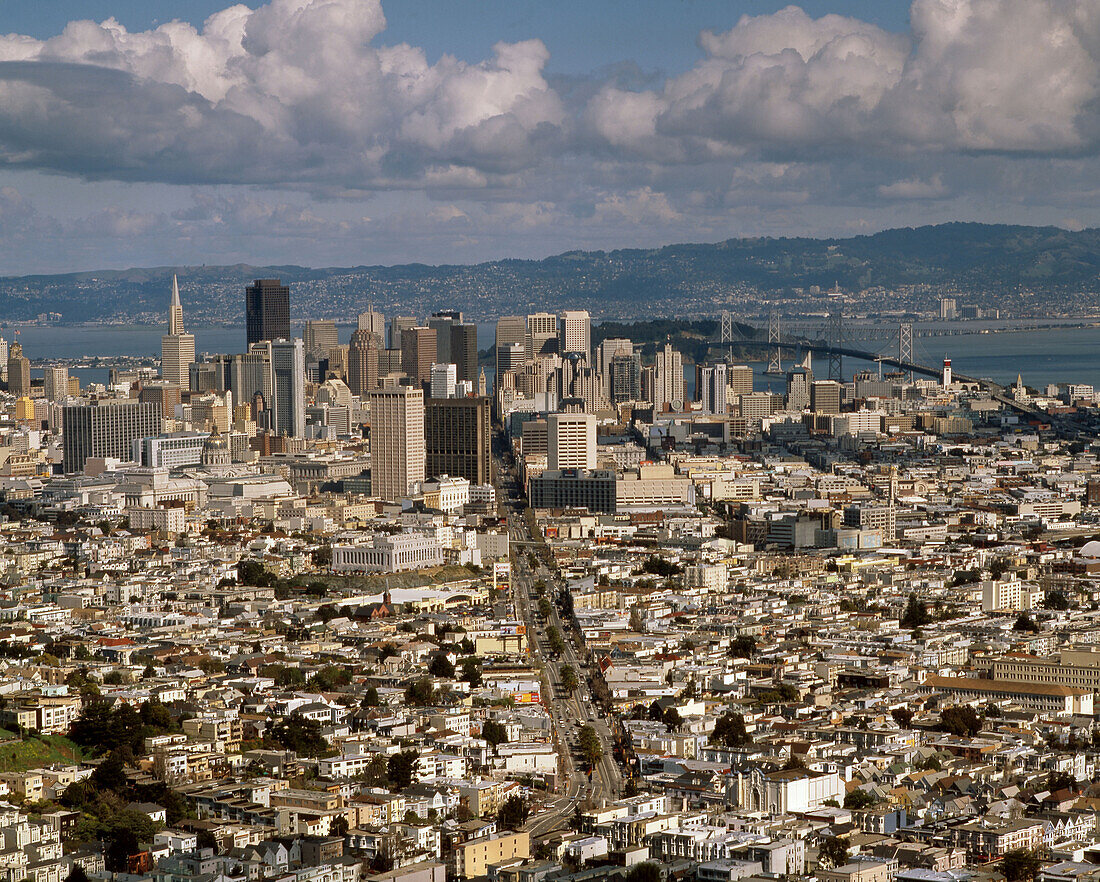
[161, 274, 195, 391]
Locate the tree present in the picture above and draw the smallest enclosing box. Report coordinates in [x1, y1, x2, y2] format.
[900, 593, 931, 628]
[578, 725, 603, 766]
[819, 837, 850, 869]
[482, 720, 509, 750]
[891, 707, 914, 728]
[497, 795, 529, 829]
[1043, 590, 1071, 611]
[460, 657, 482, 687]
[559, 665, 579, 693]
[1002, 849, 1040, 882]
[844, 789, 877, 810]
[330, 815, 349, 837]
[1048, 770, 1076, 792]
[712, 711, 751, 747]
[728, 635, 756, 658]
[264, 714, 330, 757]
[662, 707, 683, 731]
[387, 750, 420, 790]
[641, 557, 682, 577]
[1013, 613, 1039, 633]
[357, 755, 389, 788]
[625, 863, 662, 882]
[196, 830, 218, 853]
[260, 665, 306, 687]
[628, 606, 646, 633]
[405, 678, 435, 706]
[427, 655, 455, 678]
[64, 867, 90, 882]
[937, 705, 982, 738]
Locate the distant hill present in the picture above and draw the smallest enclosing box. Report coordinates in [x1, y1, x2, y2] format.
[3, 222, 1099, 325]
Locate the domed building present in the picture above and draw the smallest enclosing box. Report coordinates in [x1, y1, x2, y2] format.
[201, 428, 232, 475]
[1081, 540, 1100, 560]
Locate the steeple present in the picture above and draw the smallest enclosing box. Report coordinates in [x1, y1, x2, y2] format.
[168, 274, 184, 336]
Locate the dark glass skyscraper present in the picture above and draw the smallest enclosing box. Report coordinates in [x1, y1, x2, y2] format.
[245, 278, 290, 346]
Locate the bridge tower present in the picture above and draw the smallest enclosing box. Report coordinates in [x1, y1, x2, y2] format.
[898, 321, 913, 382]
[720, 311, 735, 344]
[766, 310, 782, 375]
[826, 304, 843, 382]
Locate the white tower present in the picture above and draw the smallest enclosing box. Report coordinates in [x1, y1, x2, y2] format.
[942, 357, 952, 388]
[161, 275, 195, 391]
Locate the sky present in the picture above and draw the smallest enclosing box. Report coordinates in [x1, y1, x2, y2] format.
[0, 0, 1096, 274]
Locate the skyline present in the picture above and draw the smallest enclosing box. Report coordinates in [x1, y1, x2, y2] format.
[0, 0, 1097, 274]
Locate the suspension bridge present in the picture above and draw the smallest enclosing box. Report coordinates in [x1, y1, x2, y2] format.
[716, 309, 1076, 431]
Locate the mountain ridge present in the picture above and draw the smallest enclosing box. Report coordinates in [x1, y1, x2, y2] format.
[3, 222, 1100, 324]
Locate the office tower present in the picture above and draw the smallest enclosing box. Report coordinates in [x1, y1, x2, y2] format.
[495, 316, 526, 385]
[161, 275, 196, 392]
[451, 322, 478, 383]
[498, 343, 526, 377]
[270, 339, 306, 438]
[697, 363, 728, 414]
[810, 380, 842, 415]
[44, 366, 69, 402]
[303, 319, 339, 354]
[245, 278, 290, 346]
[390, 315, 418, 351]
[369, 382, 424, 501]
[229, 344, 275, 415]
[425, 396, 491, 485]
[526, 312, 558, 359]
[653, 343, 684, 412]
[139, 382, 182, 419]
[728, 364, 754, 395]
[559, 310, 591, 361]
[609, 353, 641, 404]
[786, 366, 811, 411]
[378, 348, 403, 378]
[939, 297, 957, 320]
[62, 399, 162, 473]
[430, 363, 457, 399]
[401, 326, 437, 385]
[358, 308, 385, 338]
[557, 353, 602, 413]
[428, 311, 462, 364]
[548, 411, 596, 471]
[347, 329, 382, 396]
[0, 335, 7, 366]
[7, 343, 29, 398]
[598, 338, 633, 395]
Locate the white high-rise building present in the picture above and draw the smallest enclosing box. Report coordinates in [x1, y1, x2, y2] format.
[653, 343, 684, 412]
[369, 382, 425, 502]
[698, 363, 728, 414]
[598, 338, 633, 397]
[161, 275, 196, 391]
[559, 310, 591, 361]
[430, 363, 457, 399]
[547, 411, 596, 471]
[271, 338, 306, 437]
[44, 366, 69, 402]
[358, 308, 385, 337]
[526, 312, 558, 359]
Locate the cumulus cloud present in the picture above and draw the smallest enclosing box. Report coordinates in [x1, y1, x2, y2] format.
[587, 1, 1100, 159]
[0, 0, 562, 186]
[3, 0, 1100, 270]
